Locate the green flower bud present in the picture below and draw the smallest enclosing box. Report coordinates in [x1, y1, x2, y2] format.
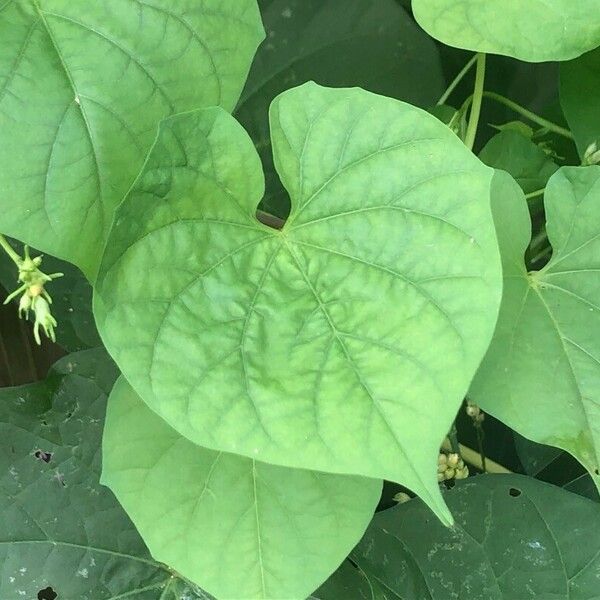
[447, 453, 460, 467]
[33, 297, 57, 345]
[393, 492, 411, 504]
[18, 292, 32, 319]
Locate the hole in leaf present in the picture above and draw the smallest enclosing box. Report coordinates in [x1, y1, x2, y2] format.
[34, 450, 53, 463]
[38, 587, 57, 600]
[509, 487, 522, 497]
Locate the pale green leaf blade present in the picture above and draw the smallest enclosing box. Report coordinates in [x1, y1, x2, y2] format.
[560, 47, 600, 158]
[102, 378, 382, 600]
[94, 82, 502, 523]
[471, 166, 600, 490]
[0, 349, 208, 600]
[236, 0, 444, 216]
[412, 0, 600, 62]
[0, 0, 264, 279]
[317, 475, 600, 600]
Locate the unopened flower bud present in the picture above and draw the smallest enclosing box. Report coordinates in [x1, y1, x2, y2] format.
[444, 467, 455, 480]
[28, 283, 43, 298]
[33, 297, 57, 345]
[466, 403, 481, 418]
[447, 453, 460, 467]
[438, 453, 447, 465]
[18, 293, 32, 318]
[393, 492, 411, 504]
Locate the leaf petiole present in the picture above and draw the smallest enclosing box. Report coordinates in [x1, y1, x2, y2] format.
[436, 54, 478, 106]
[464, 53, 486, 151]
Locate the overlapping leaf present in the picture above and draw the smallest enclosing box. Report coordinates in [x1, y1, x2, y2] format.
[0, 349, 207, 599]
[471, 167, 600, 491]
[236, 0, 444, 215]
[316, 475, 600, 599]
[479, 130, 558, 194]
[94, 82, 502, 522]
[0, 0, 264, 279]
[103, 379, 381, 600]
[560, 47, 600, 158]
[412, 0, 600, 62]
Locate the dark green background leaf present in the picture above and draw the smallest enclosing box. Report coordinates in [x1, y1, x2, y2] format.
[0, 349, 207, 599]
[316, 475, 600, 599]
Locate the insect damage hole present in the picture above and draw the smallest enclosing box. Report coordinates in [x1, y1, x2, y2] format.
[509, 487, 522, 497]
[38, 587, 58, 600]
[34, 450, 53, 463]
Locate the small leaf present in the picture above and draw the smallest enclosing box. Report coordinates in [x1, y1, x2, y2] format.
[0, 0, 264, 279]
[236, 0, 444, 216]
[316, 474, 600, 599]
[94, 83, 502, 522]
[412, 0, 600, 62]
[0, 349, 206, 599]
[471, 167, 600, 491]
[479, 130, 558, 194]
[560, 47, 600, 159]
[102, 378, 382, 600]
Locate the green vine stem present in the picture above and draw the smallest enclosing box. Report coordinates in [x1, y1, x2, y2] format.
[483, 92, 574, 140]
[525, 188, 545, 200]
[464, 53, 486, 151]
[0, 233, 21, 265]
[436, 54, 478, 106]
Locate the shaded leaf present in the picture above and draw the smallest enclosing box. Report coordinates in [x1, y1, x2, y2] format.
[103, 378, 381, 600]
[0, 0, 264, 279]
[560, 47, 600, 158]
[94, 83, 502, 522]
[479, 130, 558, 194]
[471, 167, 600, 491]
[412, 0, 600, 62]
[236, 0, 444, 216]
[317, 474, 600, 599]
[0, 349, 207, 599]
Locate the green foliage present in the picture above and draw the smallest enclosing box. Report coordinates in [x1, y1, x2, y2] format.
[2, 2, 600, 598]
[471, 167, 600, 491]
[236, 0, 444, 215]
[0, 0, 264, 279]
[317, 475, 600, 599]
[0, 349, 207, 599]
[94, 82, 502, 523]
[103, 378, 381, 600]
[478, 130, 558, 194]
[560, 47, 600, 159]
[412, 0, 600, 62]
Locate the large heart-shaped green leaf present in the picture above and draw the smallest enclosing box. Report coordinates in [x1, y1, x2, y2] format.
[412, 0, 600, 62]
[0, 0, 264, 279]
[236, 0, 444, 216]
[0, 349, 208, 599]
[102, 377, 382, 600]
[315, 475, 600, 599]
[94, 82, 502, 522]
[560, 47, 600, 159]
[471, 167, 600, 491]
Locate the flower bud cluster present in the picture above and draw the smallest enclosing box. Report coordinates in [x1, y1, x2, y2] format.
[3, 246, 63, 344]
[438, 452, 469, 482]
